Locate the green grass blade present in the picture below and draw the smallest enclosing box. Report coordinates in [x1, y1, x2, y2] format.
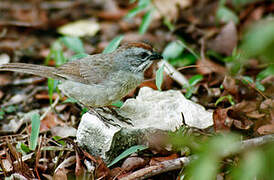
[108, 145, 148, 167]
[139, 9, 153, 34]
[61, 36, 85, 53]
[103, 35, 124, 54]
[156, 64, 165, 90]
[29, 113, 40, 151]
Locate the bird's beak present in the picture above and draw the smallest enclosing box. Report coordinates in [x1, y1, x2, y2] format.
[149, 52, 163, 60]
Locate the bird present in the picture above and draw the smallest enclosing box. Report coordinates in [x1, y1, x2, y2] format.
[0, 42, 162, 124]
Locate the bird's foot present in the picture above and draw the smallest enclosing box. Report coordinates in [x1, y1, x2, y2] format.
[107, 107, 133, 126]
[87, 108, 121, 127]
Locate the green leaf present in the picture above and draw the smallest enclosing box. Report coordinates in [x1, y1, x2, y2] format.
[185, 133, 240, 180]
[216, 6, 239, 24]
[48, 78, 55, 105]
[125, 4, 147, 19]
[231, 150, 265, 180]
[81, 107, 89, 116]
[5, 105, 16, 113]
[169, 54, 197, 67]
[0, 110, 4, 120]
[256, 65, 274, 81]
[240, 19, 274, 62]
[156, 64, 165, 90]
[29, 113, 40, 151]
[163, 17, 175, 31]
[16, 142, 31, 154]
[112, 100, 124, 108]
[255, 81, 265, 92]
[139, 9, 153, 34]
[138, 0, 150, 6]
[242, 76, 254, 85]
[162, 41, 184, 60]
[103, 35, 124, 54]
[61, 36, 85, 53]
[68, 53, 88, 61]
[108, 145, 148, 167]
[189, 74, 203, 86]
[46, 40, 67, 66]
[185, 87, 193, 99]
[215, 95, 235, 106]
[179, 41, 200, 59]
[53, 49, 66, 66]
[52, 136, 66, 146]
[63, 97, 78, 104]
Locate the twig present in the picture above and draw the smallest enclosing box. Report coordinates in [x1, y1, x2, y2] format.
[158, 60, 189, 86]
[119, 157, 191, 180]
[240, 134, 274, 151]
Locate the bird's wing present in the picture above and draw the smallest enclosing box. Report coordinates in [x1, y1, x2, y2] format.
[55, 54, 113, 85]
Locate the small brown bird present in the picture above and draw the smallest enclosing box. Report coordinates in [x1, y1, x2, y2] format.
[0, 42, 162, 123]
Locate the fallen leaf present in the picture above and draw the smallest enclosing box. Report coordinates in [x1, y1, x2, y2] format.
[95, 158, 110, 179]
[39, 112, 64, 132]
[150, 154, 178, 165]
[222, 76, 238, 96]
[197, 58, 227, 75]
[0, 74, 12, 86]
[53, 168, 68, 180]
[121, 157, 147, 172]
[246, 111, 265, 119]
[257, 123, 274, 135]
[208, 21, 237, 56]
[233, 119, 253, 130]
[213, 108, 233, 132]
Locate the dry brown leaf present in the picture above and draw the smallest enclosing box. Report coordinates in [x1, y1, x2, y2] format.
[196, 58, 226, 75]
[121, 157, 147, 172]
[150, 154, 179, 166]
[95, 158, 110, 179]
[53, 168, 68, 180]
[213, 108, 233, 132]
[233, 119, 253, 130]
[257, 123, 274, 135]
[208, 21, 237, 56]
[0, 74, 12, 85]
[246, 111, 265, 119]
[222, 76, 238, 96]
[39, 112, 64, 132]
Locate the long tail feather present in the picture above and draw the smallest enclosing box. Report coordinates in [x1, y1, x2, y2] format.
[0, 63, 64, 80]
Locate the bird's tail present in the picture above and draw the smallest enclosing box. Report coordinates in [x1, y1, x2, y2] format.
[0, 63, 64, 80]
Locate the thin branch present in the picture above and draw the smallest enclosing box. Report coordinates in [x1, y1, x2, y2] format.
[119, 157, 191, 180]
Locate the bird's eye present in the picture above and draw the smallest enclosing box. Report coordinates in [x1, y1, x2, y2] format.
[140, 52, 150, 59]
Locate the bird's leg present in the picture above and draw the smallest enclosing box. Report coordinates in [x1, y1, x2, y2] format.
[87, 107, 121, 127]
[106, 107, 133, 126]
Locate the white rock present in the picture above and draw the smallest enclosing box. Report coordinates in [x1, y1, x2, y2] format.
[120, 87, 213, 130]
[76, 87, 213, 162]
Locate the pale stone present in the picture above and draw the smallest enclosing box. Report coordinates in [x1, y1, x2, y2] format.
[76, 87, 213, 162]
